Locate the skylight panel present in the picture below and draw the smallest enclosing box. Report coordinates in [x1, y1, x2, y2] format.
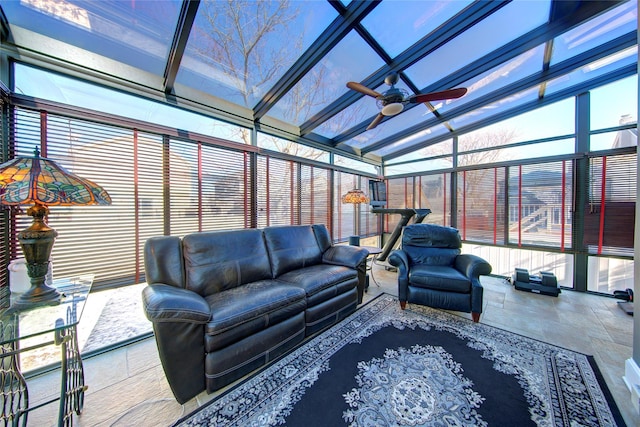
[361, 1, 471, 58]
[436, 46, 545, 115]
[404, 0, 550, 90]
[266, 30, 385, 126]
[371, 124, 450, 158]
[176, 0, 336, 108]
[545, 46, 638, 97]
[313, 95, 380, 139]
[341, 103, 432, 151]
[550, 1, 637, 65]
[3, 0, 181, 76]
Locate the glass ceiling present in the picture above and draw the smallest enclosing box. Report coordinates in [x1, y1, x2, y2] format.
[0, 0, 636, 165]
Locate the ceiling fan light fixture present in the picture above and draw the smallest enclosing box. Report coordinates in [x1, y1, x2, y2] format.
[381, 102, 404, 116]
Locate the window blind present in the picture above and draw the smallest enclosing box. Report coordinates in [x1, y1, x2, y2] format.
[300, 165, 331, 227]
[257, 156, 296, 227]
[4, 105, 379, 291]
[585, 153, 635, 256]
[12, 109, 165, 287]
[507, 161, 573, 249]
[333, 172, 358, 241]
[416, 173, 451, 227]
[457, 168, 506, 244]
[0, 91, 8, 303]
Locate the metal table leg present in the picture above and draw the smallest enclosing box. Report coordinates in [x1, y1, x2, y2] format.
[54, 312, 87, 426]
[0, 318, 28, 427]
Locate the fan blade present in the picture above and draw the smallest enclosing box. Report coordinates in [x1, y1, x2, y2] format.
[366, 113, 384, 130]
[347, 82, 382, 98]
[408, 87, 468, 104]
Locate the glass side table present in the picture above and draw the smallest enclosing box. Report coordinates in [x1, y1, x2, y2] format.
[0, 275, 94, 427]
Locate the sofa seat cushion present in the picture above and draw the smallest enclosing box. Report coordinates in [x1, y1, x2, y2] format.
[276, 264, 357, 306]
[409, 265, 470, 293]
[204, 280, 306, 352]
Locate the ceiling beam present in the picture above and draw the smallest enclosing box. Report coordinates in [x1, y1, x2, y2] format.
[381, 63, 636, 162]
[361, 30, 636, 157]
[252, 0, 379, 121]
[332, 0, 626, 146]
[299, 0, 510, 136]
[384, 63, 636, 163]
[163, 0, 200, 94]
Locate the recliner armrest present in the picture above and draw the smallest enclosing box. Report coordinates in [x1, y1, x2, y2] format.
[454, 254, 492, 280]
[322, 245, 368, 269]
[389, 250, 411, 302]
[388, 249, 408, 271]
[142, 283, 211, 323]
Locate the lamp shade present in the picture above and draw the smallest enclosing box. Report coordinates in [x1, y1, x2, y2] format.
[0, 147, 112, 306]
[341, 189, 370, 204]
[0, 148, 111, 207]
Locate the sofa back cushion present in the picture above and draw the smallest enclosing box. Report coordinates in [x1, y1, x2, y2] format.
[182, 229, 272, 296]
[402, 224, 461, 266]
[264, 225, 323, 278]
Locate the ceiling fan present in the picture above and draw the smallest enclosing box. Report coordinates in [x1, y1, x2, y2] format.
[346, 73, 468, 130]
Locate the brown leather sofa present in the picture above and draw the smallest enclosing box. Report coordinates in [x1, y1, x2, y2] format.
[142, 224, 368, 404]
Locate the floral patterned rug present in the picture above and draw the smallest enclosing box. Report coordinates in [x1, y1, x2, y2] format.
[175, 294, 625, 427]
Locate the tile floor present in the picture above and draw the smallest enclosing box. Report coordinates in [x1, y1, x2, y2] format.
[24, 264, 639, 426]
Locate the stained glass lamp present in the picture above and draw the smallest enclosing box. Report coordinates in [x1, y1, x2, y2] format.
[342, 189, 370, 246]
[0, 147, 111, 306]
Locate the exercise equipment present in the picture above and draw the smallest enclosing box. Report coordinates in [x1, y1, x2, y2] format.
[512, 268, 561, 297]
[371, 208, 431, 262]
[614, 288, 633, 316]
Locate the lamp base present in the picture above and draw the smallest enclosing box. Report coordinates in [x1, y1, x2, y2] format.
[15, 203, 60, 307]
[14, 283, 60, 307]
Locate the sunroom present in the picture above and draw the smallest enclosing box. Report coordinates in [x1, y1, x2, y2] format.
[0, 0, 637, 425]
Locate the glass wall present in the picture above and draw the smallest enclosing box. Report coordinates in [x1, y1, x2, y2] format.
[384, 76, 636, 295]
[4, 101, 379, 292]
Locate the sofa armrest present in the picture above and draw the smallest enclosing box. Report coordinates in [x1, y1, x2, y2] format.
[454, 254, 492, 280]
[322, 245, 368, 269]
[142, 284, 211, 323]
[388, 249, 410, 302]
[141, 283, 210, 404]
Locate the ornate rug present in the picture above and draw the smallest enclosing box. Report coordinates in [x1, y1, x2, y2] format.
[175, 294, 626, 427]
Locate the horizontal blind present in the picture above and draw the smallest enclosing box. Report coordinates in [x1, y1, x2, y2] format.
[416, 173, 450, 226]
[507, 161, 573, 249]
[257, 156, 296, 227]
[0, 93, 8, 303]
[134, 132, 165, 283]
[361, 177, 380, 239]
[585, 153, 635, 255]
[200, 144, 248, 232]
[12, 109, 166, 288]
[456, 168, 506, 244]
[5, 106, 379, 291]
[385, 177, 413, 234]
[300, 165, 331, 228]
[333, 172, 358, 241]
[167, 139, 200, 236]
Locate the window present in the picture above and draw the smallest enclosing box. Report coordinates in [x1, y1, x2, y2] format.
[457, 168, 506, 244]
[584, 153, 636, 256]
[416, 173, 451, 227]
[507, 162, 573, 250]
